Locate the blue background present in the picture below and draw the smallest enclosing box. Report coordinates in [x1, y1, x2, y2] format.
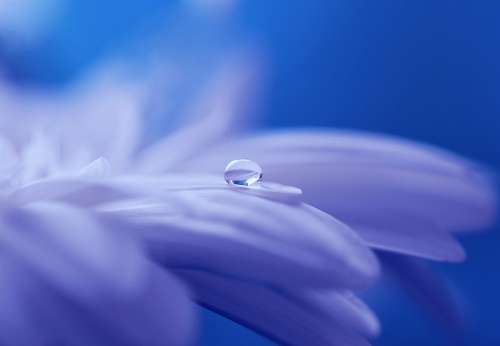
[1, 1, 499, 345]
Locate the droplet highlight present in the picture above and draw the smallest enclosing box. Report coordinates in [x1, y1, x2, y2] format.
[224, 159, 263, 186]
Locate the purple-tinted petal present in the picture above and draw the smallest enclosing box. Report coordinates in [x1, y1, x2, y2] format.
[18, 131, 61, 183]
[53, 70, 146, 170]
[175, 130, 496, 260]
[298, 290, 380, 338]
[0, 66, 146, 171]
[0, 136, 19, 185]
[345, 214, 466, 262]
[10, 178, 133, 206]
[0, 136, 19, 170]
[177, 270, 372, 346]
[98, 177, 379, 289]
[78, 157, 112, 178]
[136, 53, 263, 173]
[0, 202, 195, 346]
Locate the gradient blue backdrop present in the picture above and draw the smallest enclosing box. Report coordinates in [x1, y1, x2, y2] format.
[2, 1, 499, 345]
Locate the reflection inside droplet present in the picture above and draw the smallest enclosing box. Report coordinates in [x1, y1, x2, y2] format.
[224, 159, 263, 186]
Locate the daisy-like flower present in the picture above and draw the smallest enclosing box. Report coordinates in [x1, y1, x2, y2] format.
[0, 53, 495, 346]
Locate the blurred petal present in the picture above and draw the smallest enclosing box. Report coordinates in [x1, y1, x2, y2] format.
[72, 69, 146, 170]
[10, 178, 133, 207]
[0, 136, 18, 168]
[78, 157, 112, 178]
[351, 215, 466, 262]
[175, 130, 497, 261]
[136, 52, 263, 173]
[299, 289, 380, 338]
[177, 270, 373, 346]
[0, 136, 19, 186]
[18, 131, 61, 183]
[0, 202, 195, 346]
[0, 65, 146, 171]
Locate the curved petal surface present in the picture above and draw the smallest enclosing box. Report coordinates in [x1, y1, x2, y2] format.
[0, 202, 195, 346]
[177, 270, 375, 346]
[175, 130, 497, 261]
[95, 176, 379, 289]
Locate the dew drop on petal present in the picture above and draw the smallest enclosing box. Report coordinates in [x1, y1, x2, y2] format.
[224, 159, 263, 186]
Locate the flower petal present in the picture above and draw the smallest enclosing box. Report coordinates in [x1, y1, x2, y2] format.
[98, 177, 379, 289]
[175, 130, 497, 260]
[343, 211, 466, 262]
[136, 53, 263, 173]
[0, 202, 195, 346]
[78, 157, 112, 178]
[0, 136, 19, 186]
[0, 65, 146, 171]
[10, 178, 133, 206]
[177, 270, 373, 346]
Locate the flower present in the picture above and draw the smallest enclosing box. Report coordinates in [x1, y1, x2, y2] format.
[0, 57, 496, 346]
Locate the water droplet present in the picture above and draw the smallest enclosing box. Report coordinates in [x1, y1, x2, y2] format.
[224, 159, 263, 186]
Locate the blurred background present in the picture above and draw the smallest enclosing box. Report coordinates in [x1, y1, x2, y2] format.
[0, 1, 498, 345]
